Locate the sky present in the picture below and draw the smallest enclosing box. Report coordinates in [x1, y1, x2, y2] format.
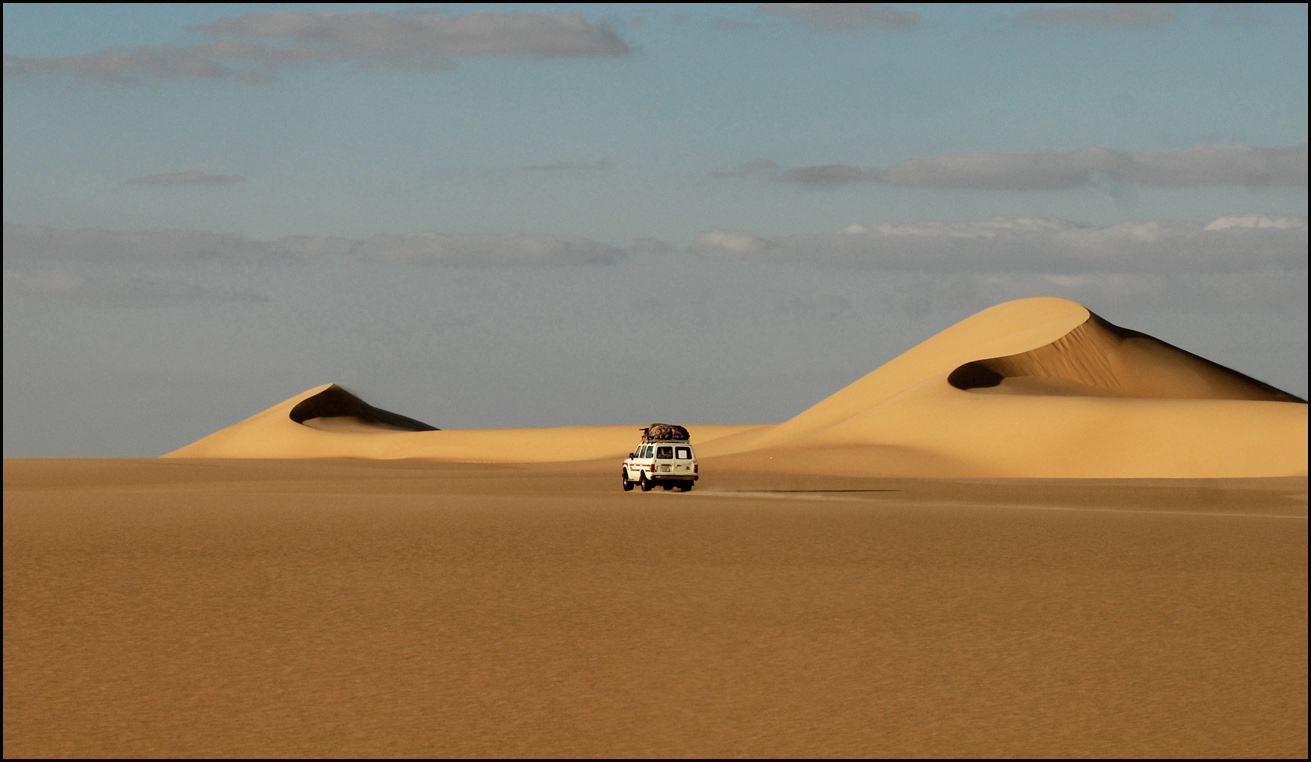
[3, 3, 1308, 457]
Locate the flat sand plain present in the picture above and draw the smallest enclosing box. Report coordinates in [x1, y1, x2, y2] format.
[5, 458, 1307, 757]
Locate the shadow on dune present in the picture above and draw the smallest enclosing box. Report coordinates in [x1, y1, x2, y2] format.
[948, 312, 1306, 403]
[289, 384, 439, 431]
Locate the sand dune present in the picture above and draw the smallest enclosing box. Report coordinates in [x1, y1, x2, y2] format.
[168, 383, 757, 462]
[167, 298, 1307, 478]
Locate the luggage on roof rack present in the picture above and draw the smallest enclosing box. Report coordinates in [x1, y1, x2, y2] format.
[641, 423, 690, 442]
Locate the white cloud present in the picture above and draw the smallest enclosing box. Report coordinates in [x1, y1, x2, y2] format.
[4, 10, 630, 84]
[1204, 215, 1308, 231]
[688, 216, 1309, 273]
[3, 224, 624, 267]
[689, 231, 778, 256]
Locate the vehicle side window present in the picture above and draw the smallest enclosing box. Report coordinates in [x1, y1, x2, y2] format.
[640, 446, 649, 458]
[676, 447, 691, 460]
[656, 446, 673, 459]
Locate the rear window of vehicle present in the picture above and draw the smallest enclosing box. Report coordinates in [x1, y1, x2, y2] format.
[655, 446, 673, 459]
[676, 447, 692, 460]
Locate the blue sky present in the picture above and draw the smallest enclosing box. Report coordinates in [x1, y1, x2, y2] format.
[3, 4, 1308, 455]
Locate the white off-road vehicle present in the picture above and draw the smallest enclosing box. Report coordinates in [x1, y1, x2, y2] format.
[622, 426, 698, 492]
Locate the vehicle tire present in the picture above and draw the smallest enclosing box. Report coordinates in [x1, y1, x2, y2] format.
[640, 476, 653, 492]
[622, 470, 633, 491]
[678, 483, 692, 492]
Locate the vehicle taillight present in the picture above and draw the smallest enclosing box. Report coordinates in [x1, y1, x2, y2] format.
[693, 463, 698, 473]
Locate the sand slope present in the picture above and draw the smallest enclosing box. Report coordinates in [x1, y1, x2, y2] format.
[167, 298, 1308, 478]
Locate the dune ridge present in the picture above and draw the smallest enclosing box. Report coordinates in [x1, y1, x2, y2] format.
[290, 384, 440, 431]
[949, 312, 1306, 402]
[166, 298, 1308, 478]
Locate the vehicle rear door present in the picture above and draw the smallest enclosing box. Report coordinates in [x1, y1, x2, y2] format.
[671, 445, 695, 477]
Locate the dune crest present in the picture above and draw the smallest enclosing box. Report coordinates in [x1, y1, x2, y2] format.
[290, 384, 439, 431]
[949, 312, 1305, 402]
[167, 298, 1307, 478]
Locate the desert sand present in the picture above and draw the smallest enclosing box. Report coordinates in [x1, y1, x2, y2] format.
[6, 297, 1307, 756]
[4, 459, 1306, 757]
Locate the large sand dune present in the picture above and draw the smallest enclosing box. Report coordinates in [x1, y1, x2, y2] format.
[167, 298, 1307, 478]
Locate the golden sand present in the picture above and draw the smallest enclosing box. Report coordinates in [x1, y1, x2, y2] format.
[4, 458, 1306, 757]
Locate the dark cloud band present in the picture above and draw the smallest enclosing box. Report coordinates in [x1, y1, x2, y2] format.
[4, 10, 630, 84]
[779, 144, 1309, 189]
[126, 171, 246, 186]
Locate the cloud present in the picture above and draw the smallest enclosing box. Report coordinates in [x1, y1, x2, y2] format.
[1203, 214, 1308, 231]
[688, 215, 1309, 273]
[4, 9, 630, 84]
[689, 231, 778, 257]
[2, 270, 266, 307]
[521, 159, 610, 172]
[3, 224, 625, 267]
[710, 159, 781, 177]
[3, 224, 287, 263]
[359, 233, 622, 266]
[199, 10, 630, 61]
[126, 170, 247, 186]
[3, 42, 319, 84]
[781, 144, 1309, 189]
[783, 164, 875, 185]
[875, 151, 1094, 190]
[1020, 3, 1178, 28]
[756, 3, 921, 32]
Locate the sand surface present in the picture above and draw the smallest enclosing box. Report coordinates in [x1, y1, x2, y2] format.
[5, 458, 1306, 757]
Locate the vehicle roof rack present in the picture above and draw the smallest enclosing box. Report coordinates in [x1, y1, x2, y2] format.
[640, 423, 690, 442]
